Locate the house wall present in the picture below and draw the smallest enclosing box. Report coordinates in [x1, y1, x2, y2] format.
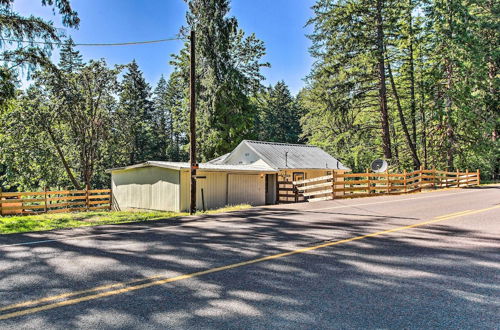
[180, 170, 266, 212]
[111, 167, 180, 212]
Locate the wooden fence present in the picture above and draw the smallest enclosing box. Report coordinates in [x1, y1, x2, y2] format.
[0, 188, 112, 216]
[277, 181, 307, 203]
[291, 168, 480, 203]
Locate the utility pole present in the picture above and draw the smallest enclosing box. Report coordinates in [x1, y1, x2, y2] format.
[189, 30, 197, 215]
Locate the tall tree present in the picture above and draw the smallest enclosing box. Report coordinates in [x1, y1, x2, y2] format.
[256, 81, 303, 143]
[304, 0, 401, 167]
[170, 0, 268, 161]
[117, 60, 154, 164]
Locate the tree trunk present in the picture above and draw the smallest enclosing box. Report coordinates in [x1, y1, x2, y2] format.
[376, 0, 392, 160]
[444, 0, 455, 168]
[408, 0, 417, 146]
[386, 56, 421, 168]
[419, 82, 428, 169]
[46, 126, 82, 190]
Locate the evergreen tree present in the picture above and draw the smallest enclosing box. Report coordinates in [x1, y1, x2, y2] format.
[58, 37, 83, 73]
[257, 81, 303, 143]
[170, 0, 268, 161]
[117, 60, 154, 164]
[151, 75, 171, 160]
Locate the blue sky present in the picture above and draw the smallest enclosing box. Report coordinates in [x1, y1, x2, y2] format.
[14, 0, 315, 94]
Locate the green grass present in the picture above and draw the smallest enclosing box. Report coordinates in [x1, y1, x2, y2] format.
[0, 204, 252, 234]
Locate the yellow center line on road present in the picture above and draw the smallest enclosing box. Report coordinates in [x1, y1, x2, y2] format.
[433, 210, 473, 219]
[1, 205, 498, 321]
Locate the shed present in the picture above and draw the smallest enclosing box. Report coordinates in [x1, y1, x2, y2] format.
[108, 161, 277, 212]
[108, 140, 350, 212]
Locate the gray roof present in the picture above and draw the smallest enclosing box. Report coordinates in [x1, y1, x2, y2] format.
[236, 140, 350, 170]
[107, 160, 277, 173]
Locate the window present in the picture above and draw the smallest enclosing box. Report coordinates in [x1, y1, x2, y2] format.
[293, 172, 305, 182]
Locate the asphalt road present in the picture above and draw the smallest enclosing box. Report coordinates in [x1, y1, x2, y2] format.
[0, 186, 499, 329]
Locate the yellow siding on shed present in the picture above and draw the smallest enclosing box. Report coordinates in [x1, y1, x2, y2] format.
[111, 167, 180, 212]
[180, 170, 266, 212]
[227, 174, 265, 206]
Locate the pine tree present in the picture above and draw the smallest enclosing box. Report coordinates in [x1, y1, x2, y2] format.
[257, 81, 303, 143]
[304, 0, 401, 167]
[117, 60, 154, 164]
[151, 75, 170, 160]
[58, 37, 83, 73]
[171, 0, 268, 161]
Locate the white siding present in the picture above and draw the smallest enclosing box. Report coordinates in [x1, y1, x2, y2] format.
[180, 171, 266, 211]
[196, 172, 228, 210]
[228, 174, 265, 206]
[223, 144, 260, 165]
[180, 170, 229, 211]
[111, 167, 180, 212]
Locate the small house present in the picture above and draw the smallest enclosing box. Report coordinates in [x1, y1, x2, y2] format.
[108, 140, 349, 212]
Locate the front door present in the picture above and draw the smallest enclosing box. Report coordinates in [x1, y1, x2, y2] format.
[265, 174, 276, 204]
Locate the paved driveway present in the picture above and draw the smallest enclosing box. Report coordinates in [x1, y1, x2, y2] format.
[0, 186, 499, 329]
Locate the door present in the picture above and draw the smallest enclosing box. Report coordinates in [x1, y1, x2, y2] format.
[265, 174, 276, 204]
[227, 174, 265, 206]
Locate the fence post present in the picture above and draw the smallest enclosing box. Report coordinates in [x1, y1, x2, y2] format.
[85, 184, 90, 211]
[109, 184, 113, 211]
[432, 167, 436, 189]
[331, 171, 336, 200]
[465, 169, 469, 187]
[403, 170, 407, 193]
[366, 168, 371, 195]
[419, 166, 423, 191]
[456, 169, 460, 188]
[0, 187, 2, 217]
[477, 169, 480, 185]
[44, 186, 48, 214]
[386, 169, 390, 194]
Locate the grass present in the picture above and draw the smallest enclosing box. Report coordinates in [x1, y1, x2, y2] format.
[0, 204, 252, 235]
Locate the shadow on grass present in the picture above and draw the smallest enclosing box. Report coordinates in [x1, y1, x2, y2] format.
[0, 205, 252, 235]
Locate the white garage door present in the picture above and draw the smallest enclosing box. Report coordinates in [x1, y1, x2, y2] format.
[227, 174, 265, 206]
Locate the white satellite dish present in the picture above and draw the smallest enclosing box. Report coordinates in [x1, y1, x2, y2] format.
[371, 159, 388, 173]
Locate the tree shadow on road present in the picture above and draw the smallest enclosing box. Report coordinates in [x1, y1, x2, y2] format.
[0, 205, 499, 329]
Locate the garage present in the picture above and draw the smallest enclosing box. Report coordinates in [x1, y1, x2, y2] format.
[227, 174, 265, 206]
[108, 161, 276, 212]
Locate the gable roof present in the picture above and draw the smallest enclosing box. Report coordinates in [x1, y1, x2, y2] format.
[221, 140, 350, 170]
[106, 160, 277, 173]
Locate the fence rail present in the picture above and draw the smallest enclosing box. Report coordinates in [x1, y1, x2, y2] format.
[287, 168, 480, 203]
[0, 188, 112, 216]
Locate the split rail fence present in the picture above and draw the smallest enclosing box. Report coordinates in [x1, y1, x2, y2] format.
[0, 188, 112, 216]
[287, 168, 480, 203]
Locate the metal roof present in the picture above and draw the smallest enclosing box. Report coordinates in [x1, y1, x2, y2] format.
[107, 160, 277, 173]
[238, 140, 350, 170]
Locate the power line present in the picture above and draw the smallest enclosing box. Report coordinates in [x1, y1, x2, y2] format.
[1, 37, 185, 47]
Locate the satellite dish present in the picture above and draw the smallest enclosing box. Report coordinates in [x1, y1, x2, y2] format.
[371, 159, 388, 173]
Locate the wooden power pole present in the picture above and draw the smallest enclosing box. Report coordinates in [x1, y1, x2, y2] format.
[189, 30, 197, 215]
